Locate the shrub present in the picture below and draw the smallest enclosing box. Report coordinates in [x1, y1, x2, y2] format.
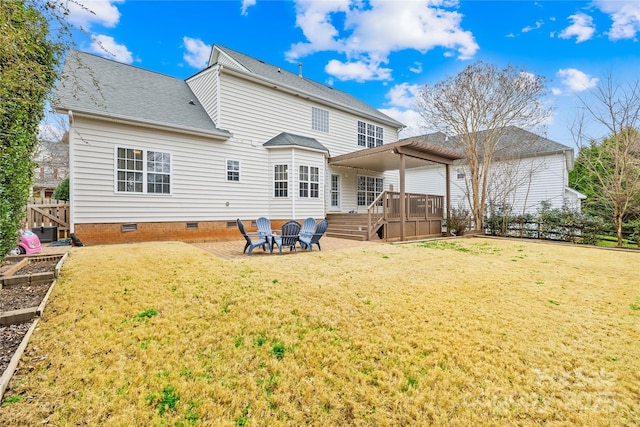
[52, 177, 69, 201]
[447, 204, 472, 236]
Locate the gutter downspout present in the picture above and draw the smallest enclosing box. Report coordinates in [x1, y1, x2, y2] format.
[68, 110, 75, 234]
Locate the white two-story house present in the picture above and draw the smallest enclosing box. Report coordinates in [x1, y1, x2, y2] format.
[54, 45, 462, 245]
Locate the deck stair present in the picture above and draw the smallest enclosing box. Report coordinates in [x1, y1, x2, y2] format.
[325, 213, 382, 241]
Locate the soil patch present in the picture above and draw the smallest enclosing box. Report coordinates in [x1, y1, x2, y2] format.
[0, 322, 33, 377]
[1, 281, 52, 312]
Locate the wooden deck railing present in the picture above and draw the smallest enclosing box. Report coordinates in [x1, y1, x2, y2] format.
[367, 191, 444, 240]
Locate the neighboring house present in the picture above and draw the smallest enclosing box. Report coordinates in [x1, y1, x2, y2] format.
[404, 126, 587, 221]
[32, 138, 69, 200]
[54, 46, 463, 245]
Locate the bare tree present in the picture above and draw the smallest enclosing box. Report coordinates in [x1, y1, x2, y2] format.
[415, 62, 550, 229]
[572, 77, 640, 246]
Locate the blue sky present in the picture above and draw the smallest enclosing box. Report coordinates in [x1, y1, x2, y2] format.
[53, 0, 640, 148]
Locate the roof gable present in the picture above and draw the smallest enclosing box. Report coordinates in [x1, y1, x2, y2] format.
[209, 45, 404, 129]
[54, 50, 230, 139]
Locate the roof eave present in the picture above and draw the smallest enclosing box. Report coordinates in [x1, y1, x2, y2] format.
[263, 144, 329, 155]
[57, 106, 232, 141]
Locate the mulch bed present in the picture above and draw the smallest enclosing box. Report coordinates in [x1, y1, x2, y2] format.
[0, 259, 58, 379]
[0, 322, 33, 377]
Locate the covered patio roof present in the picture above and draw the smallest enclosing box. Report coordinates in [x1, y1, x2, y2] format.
[328, 138, 464, 171]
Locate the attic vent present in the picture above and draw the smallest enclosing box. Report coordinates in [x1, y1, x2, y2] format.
[226, 221, 236, 228]
[186, 222, 198, 230]
[121, 223, 137, 232]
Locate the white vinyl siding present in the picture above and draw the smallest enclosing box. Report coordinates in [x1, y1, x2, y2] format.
[185, 66, 220, 126]
[405, 153, 569, 216]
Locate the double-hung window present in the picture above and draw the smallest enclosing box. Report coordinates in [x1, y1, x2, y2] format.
[299, 165, 319, 198]
[116, 147, 171, 194]
[274, 164, 288, 197]
[227, 160, 240, 181]
[357, 121, 383, 147]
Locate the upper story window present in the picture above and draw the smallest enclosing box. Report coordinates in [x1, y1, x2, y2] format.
[116, 147, 171, 194]
[274, 164, 288, 198]
[227, 160, 240, 181]
[299, 165, 319, 198]
[312, 107, 329, 133]
[357, 120, 383, 148]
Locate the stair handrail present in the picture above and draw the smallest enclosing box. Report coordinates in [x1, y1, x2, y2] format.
[367, 191, 388, 240]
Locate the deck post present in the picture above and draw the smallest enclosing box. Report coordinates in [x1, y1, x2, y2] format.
[399, 153, 406, 241]
[445, 164, 451, 236]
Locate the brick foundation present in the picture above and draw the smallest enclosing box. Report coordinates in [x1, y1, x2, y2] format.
[73, 219, 290, 246]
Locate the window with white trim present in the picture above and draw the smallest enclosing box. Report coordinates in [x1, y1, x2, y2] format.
[312, 107, 329, 133]
[357, 175, 383, 206]
[456, 168, 464, 180]
[299, 165, 319, 198]
[227, 160, 240, 181]
[116, 147, 171, 194]
[274, 164, 288, 197]
[357, 120, 383, 147]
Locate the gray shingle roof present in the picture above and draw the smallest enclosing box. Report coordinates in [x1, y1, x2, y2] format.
[54, 50, 230, 138]
[400, 126, 572, 159]
[212, 45, 404, 129]
[263, 132, 329, 154]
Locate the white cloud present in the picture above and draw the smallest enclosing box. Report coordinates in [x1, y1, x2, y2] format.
[522, 20, 543, 33]
[409, 62, 423, 74]
[90, 34, 133, 64]
[241, 0, 257, 16]
[551, 87, 563, 96]
[594, 0, 640, 40]
[287, 0, 478, 82]
[183, 37, 211, 69]
[385, 83, 421, 109]
[64, 0, 123, 29]
[379, 107, 423, 138]
[558, 13, 596, 43]
[325, 59, 392, 82]
[557, 68, 599, 92]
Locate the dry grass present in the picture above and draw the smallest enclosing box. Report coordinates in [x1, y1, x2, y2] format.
[1, 238, 639, 426]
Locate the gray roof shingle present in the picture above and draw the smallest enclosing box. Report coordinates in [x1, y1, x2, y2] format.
[263, 132, 329, 154]
[212, 45, 404, 129]
[400, 126, 572, 159]
[54, 50, 230, 138]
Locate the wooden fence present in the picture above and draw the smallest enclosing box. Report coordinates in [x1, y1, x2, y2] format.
[24, 201, 70, 240]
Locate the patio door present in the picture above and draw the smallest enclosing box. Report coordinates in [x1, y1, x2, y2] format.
[330, 174, 341, 210]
